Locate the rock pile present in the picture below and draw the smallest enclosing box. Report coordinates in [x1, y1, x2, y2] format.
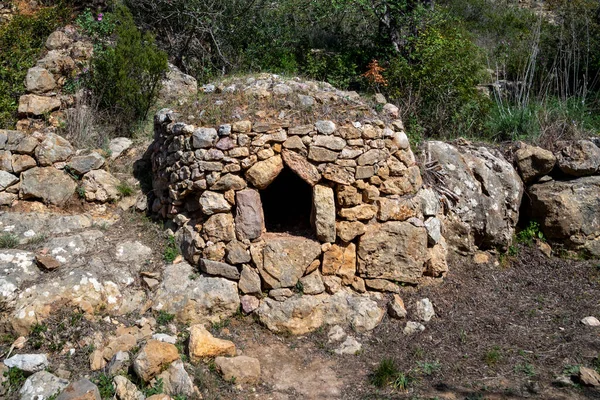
[149, 75, 448, 333]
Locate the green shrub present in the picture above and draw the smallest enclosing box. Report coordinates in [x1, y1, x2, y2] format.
[88, 5, 167, 135]
[517, 221, 544, 246]
[163, 235, 179, 263]
[76, 8, 116, 38]
[0, 4, 72, 128]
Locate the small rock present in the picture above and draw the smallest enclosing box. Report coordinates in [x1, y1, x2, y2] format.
[214, 356, 261, 384]
[579, 366, 600, 386]
[35, 254, 61, 270]
[102, 334, 137, 361]
[156, 359, 198, 398]
[415, 298, 435, 322]
[109, 138, 133, 160]
[334, 336, 362, 355]
[315, 120, 336, 135]
[108, 351, 130, 376]
[152, 333, 177, 344]
[4, 353, 48, 373]
[240, 295, 260, 314]
[133, 340, 179, 382]
[327, 325, 346, 343]
[188, 324, 236, 362]
[388, 294, 407, 319]
[56, 378, 101, 400]
[537, 240, 552, 258]
[89, 350, 106, 371]
[113, 375, 144, 400]
[581, 316, 600, 326]
[473, 252, 490, 264]
[404, 321, 425, 335]
[374, 93, 387, 104]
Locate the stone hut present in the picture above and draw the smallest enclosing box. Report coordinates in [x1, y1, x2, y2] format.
[149, 76, 447, 324]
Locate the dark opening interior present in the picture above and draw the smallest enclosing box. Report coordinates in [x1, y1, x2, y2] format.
[260, 167, 314, 236]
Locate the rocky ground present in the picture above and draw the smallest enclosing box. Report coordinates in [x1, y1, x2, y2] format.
[1, 190, 599, 399]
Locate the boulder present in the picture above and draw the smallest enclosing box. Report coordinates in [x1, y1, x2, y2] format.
[20, 167, 76, 205]
[19, 371, 69, 400]
[255, 289, 384, 334]
[67, 153, 105, 175]
[188, 324, 236, 361]
[109, 137, 133, 159]
[37, 51, 75, 75]
[199, 191, 231, 215]
[11, 154, 36, 173]
[153, 262, 240, 325]
[18, 94, 61, 116]
[215, 356, 261, 384]
[156, 360, 199, 397]
[256, 235, 321, 289]
[514, 143, 556, 183]
[113, 376, 144, 400]
[245, 155, 283, 189]
[82, 170, 121, 203]
[427, 141, 523, 250]
[25, 67, 56, 94]
[193, 128, 218, 149]
[357, 221, 427, 283]
[312, 185, 336, 242]
[526, 175, 600, 256]
[4, 353, 48, 372]
[555, 140, 600, 177]
[159, 63, 198, 101]
[35, 133, 74, 166]
[56, 379, 101, 400]
[133, 340, 179, 382]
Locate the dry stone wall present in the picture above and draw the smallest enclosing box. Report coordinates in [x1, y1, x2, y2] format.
[150, 77, 448, 317]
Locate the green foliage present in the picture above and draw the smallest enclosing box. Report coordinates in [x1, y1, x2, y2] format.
[88, 5, 168, 135]
[163, 235, 179, 263]
[77, 186, 86, 199]
[94, 373, 115, 398]
[3, 367, 26, 393]
[76, 8, 116, 38]
[0, 3, 72, 128]
[302, 51, 357, 89]
[517, 221, 544, 246]
[0, 233, 19, 249]
[515, 363, 536, 377]
[117, 181, 134, 197]
[371, 359, 399, 387]
[416, 361, 441, 376]
[30, 323, 48, 349]
[144, 378, 164, 396]
[156, 310, 175, 325]
[563, 364, 580, 376]
[484, 346, 502, 367]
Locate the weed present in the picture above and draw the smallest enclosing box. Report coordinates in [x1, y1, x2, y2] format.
[156, 310, 175, 325]
[508, 245, 519, 257]
[117, 181, 134, 197]
[417, 361, 441, 376]
[515, 363, 536, 376]
[3, 367, 26, 393]
[94, 373, 115, 398]
[211, 319, 231, 331]
[77, 186, 86, 199]
[484, 346, 502, 367]
[30, 323, 48, 349]
[28, 233, 48, 245]
[163, 235, 179, 263]
[563, 364, 581, 376]
[0, 233, 19, 249]
[517, 221, 544, 246]
[370, 358, 400, 387]
[294, 280, 304, 294]
[392, 372, 415, 391]
[144, 377, 164, 396]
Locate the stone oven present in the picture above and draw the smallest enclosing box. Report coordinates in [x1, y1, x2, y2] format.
[149, 79, 447, 327]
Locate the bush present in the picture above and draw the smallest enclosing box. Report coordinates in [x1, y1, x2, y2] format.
[0, 4, 72, 128]
[87, 5, 167, 135]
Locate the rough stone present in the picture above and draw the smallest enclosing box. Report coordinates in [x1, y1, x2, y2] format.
[18, 94, 61, 116]
[156, 359, 199, 398]
[189, 324, 236, 361]
[313, 136, 346, 150]
[133, 340, 179, 382]
[299, 270, 325, 295]
[199, 191, 231, 215]
[108, 138, 133, 159]
[579, 367, 600, 387]
[581, 316, 600, 326]
[0, 170, 18, 190]
[25, 67, 56, 94]
[193, 128, 218, 148]
[245, 155, 283, 189]
[82, 170, 121, 203]
[67, 153, 105, 175]
[19, 371, 69, 400]
[4, 353, 48, 372]
[153, 262, 240, 325]
[376, 197, 418, 222]
[514, 143, 556, 183]
[556, 140, 600, 177]
[334, 336, 362, 355]
[160, 63, 198, 101]
[336, 221, 366, 242]
[388, 294, 407, 319]
[225, 241, 251, 264]
[357, 221, 427, 283]
[404, 321, 425, 335]
[204, 213, 236, 242]
[46, 31, 71, 50]
[415, 298, 435, 322]
[315, 120, 336, 135]
[102, 334, 137, 361]
[56, 379, 101, 400]
[240, 295, 260, 313]
[113, 375, 144, 400]
[308, 146, 338, 162]
[322, 242, 356, 283]
[107, 351, 131, 376]
[339, 204, 377, 221]
[210, 173, 246, 191]
[281, 150, 321, 186]
[20, 167, 76, 205]
[364, 279, 399, 293]
[239, 265, 262, 294]
[322, 164, 354, 185]
[312, 185, 336, 242]
[11, 154, 36, 173]
[201, 259, 240, 280]
[35, 133, 73, 166]
[424, 242, 449, 277]
[235, 189, 264, 240]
